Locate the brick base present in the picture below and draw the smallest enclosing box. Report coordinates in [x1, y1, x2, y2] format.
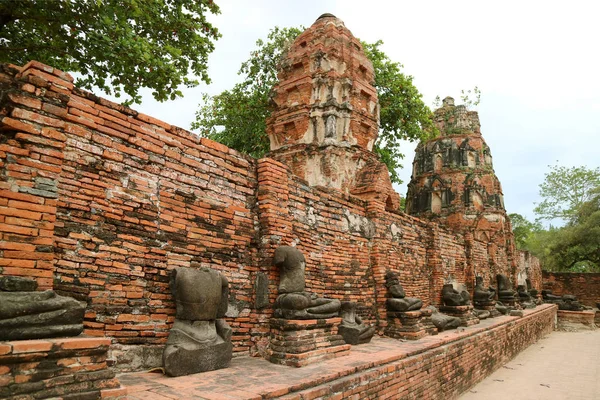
[420, 308, 438, 335]
[384, 310, 428, 340]
[475, 303, 502, 318]
[440, 305, 480, 326]
[0, 337, 125, 399]
[269, 318, 350, 367]
[557, 310, 597, 331]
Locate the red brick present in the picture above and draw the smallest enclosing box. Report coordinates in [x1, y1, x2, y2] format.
[0, 117, 41, 135]
[54, 337, 111, 350]
[12, 108, 65, 128]
[8, 92, 42, 109]
[10, 340, 52, 354]
[0, 344, 11, 356]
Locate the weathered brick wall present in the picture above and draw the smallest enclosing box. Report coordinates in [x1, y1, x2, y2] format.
[1, 61, 544, 372]
[257, 158, 376, 324]
[290, 304, 557, 399]
[543, 271, 600, 307]
[0, 337, 125, 399]
[0, 63, 67, 291]
[0, 62, 260, 369]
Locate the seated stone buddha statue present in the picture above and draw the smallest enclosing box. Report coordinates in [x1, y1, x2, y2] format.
[473, 276, 496, 306]
[385, 271, 423, 312]
[441, 283, 471, 307]
[273, 246, 340, 319]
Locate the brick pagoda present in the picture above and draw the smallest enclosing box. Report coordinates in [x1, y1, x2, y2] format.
[266, 13, 400, 212]
[406, 97, 516, 288]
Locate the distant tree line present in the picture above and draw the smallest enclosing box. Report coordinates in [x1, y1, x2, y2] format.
[510, 165, 600, 272]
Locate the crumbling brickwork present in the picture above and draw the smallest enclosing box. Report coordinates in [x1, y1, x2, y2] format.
[406, 96, 518, 290]
[0, 337, 125, 399]
[1, 15, 546, 373]
[0, 58, 544, 371]
[543, 271, 600, 307]
[280, 305, 557, 399]
[266, 14, 400, 212]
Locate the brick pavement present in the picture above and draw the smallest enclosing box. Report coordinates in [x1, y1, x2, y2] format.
[461, 330, 600, 400]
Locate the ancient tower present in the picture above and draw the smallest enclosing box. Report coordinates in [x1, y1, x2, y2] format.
[266, 14, 400, 212]
[406, 96, 514, 250]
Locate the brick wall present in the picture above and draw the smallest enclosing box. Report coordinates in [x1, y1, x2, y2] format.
[1, 61, 544, 371]
[543, 271, 600, 307]
[287, 304, 557, 399]
[0, 337, 125, 399]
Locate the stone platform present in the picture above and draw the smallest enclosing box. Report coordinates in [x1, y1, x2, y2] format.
[0, 337, 125, 399]
[556, 309, 597, 331]
[120, 304, 556, 400]
[269, 318, 350, 367]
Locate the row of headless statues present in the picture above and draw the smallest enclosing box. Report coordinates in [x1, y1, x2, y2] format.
[0, 246, 589, 377]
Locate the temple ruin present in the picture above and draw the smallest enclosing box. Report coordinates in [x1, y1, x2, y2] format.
[0, 13, 592, 400]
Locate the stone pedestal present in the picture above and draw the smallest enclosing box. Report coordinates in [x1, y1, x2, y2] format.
[419, 308, 438, 335]
[439, 305, 480, 327]
[384, 310, 428, 340]
[475, 303, 501, 318]
[269, 318, 350, 367]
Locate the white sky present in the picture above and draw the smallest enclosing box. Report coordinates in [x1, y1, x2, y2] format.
[108, 0, 600, 223]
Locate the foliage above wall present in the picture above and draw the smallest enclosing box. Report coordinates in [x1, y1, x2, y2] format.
[193, 26, 436, 184]
[0, 0, 221, 104]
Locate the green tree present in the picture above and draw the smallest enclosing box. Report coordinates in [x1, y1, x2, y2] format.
[534, 165, 600, 224]
[0, 0, 221, 104]
[193, 27, 436, 184]
[526, 167, 600, 272]
[508, 213, 542, 250]
[543, 188, 600, 272]
[193, 26, 302, 158]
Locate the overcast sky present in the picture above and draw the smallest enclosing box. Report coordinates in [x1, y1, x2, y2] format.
[110, 0, 600, 223]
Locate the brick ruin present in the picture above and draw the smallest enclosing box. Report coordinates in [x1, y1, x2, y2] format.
[0, 14, 544, 376]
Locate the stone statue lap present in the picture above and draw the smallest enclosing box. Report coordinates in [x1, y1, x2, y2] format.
[542, 290, 585, 311]
[441, 283, 470, 307]
[273, 246, 340, 319]
[0, 277, 85, 341]
[163, 267, 232, 377]
[338, 301, 375, 345]
[473, 276, 495, 306]
[385, 271, 422, 312]
[426, 306, 461, 331]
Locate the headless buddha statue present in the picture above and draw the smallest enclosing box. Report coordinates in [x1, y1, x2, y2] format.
[473, 276, 496, 306]
[273, 246, 340, 319]
[385, 271, 422, 312]
[496, 274, 517, 302]
[163, 267, 232, 376]
[441, 283, 471, 307]
[338, 301, 375, 345]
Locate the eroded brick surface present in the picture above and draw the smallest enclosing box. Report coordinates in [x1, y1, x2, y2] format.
[0, 337, 125, 400]
[0, 58, 545, 371]
[543, 271, 600, 307]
